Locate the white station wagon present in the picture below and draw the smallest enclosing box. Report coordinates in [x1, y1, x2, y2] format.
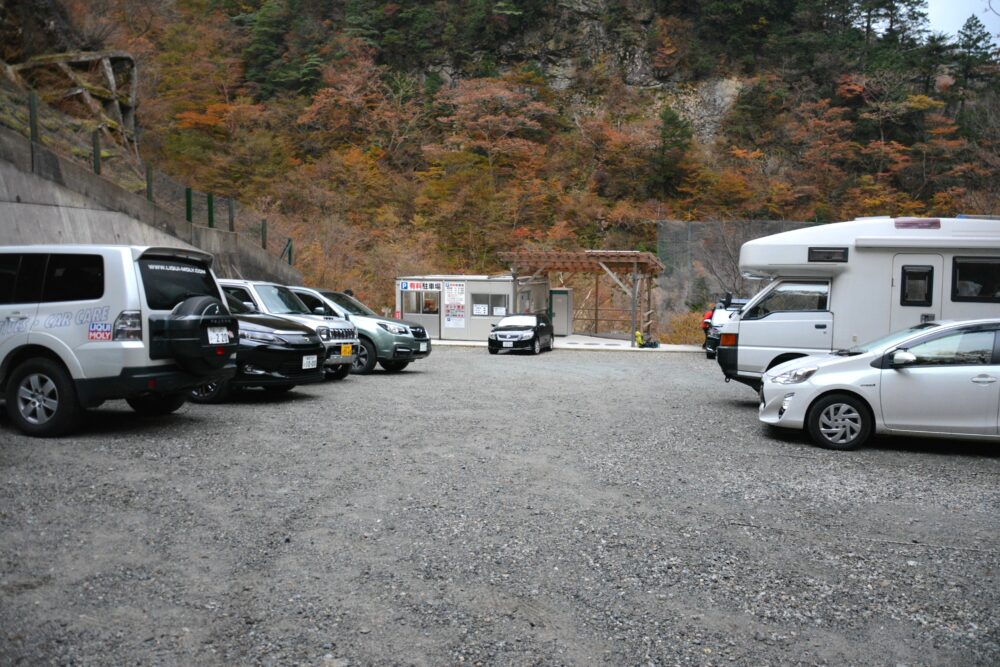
[759, 319, 1000, 450]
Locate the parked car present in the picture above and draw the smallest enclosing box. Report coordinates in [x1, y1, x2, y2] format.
[487, 314, 554, 355]
[288, 286, 431, 374]
[705, 296, 749, 359]
[218, 279, 358, 380]
[0, 245, 238, 436]
[759, 319, 1000, 450]
[190, 295, 325, 403]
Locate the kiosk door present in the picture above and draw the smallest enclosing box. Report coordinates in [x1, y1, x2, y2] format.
[400, 285, 441, 338]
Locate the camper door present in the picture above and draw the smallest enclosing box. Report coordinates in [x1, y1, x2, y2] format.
[737, 280, 833, 374]
[889, 254, 943, 331]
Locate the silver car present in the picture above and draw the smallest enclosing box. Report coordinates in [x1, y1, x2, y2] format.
[759, 319, 1000, 450]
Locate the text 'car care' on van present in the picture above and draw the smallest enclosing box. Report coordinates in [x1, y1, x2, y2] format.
[716, 216, 1000, 390]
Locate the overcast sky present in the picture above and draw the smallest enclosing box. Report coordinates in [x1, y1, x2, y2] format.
[926, 0, 1000, 40]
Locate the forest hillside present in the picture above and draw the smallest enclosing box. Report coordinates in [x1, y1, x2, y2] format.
[2, 0, 998, 312]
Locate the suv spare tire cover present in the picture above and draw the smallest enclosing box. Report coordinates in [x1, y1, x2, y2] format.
[169, 296, 237, 374]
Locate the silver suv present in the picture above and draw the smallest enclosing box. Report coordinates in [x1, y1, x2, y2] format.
[218, 279, 358, 380]
[289, 287, 431, 374]
[0, 245, 238, 436]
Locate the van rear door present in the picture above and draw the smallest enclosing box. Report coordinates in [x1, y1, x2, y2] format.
[889, 254, 943, 331]
[736, 280, 833, 375]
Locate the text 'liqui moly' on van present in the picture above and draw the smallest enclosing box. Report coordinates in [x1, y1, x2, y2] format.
[716, 216, 1000, 390]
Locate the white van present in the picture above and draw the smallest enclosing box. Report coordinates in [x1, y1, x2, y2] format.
[716, 216, 1000, 389]
[1, 245, 238, 436]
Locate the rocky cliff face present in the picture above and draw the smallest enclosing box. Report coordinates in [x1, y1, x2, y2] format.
[0, 0, 81, 64]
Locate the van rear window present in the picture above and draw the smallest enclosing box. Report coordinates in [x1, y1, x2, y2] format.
[138, 258, 219, 311]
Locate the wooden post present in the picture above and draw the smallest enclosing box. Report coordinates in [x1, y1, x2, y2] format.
[594, 274, 599, 335]
[28, 91, 39, 144]
[630, 262, 639, 347]
[185, 188, 192, 222]
[228, 199, 235, 232]
[91, 130, 101, 174]
[145, 163, 153, 201]
[261, 219, 267, 249]
[207, 193, 215, 228]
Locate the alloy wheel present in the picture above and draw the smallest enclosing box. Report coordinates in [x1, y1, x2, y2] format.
[818, 403, 862, 444]
[16, 373, 59, 425]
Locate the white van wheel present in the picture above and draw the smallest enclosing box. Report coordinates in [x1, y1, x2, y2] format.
[6, 359, 82, 437]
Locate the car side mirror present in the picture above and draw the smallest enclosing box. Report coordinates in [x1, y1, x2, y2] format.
[891, 350, 917, 366]
[342, 312, 350, 321]
[313, 307, 326, 315]
[242, 301, 257, 312]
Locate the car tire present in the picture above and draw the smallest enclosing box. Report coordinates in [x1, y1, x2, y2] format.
[327, 364, 352, 380]
[126, 393, 187, 416]
[488, 348, 498, 355]
[532, 337, 541, 355]
[379, 360, 410, 372]
[6, 358, 82, 437]
[545, 336, 553, 352]
[189, 379, 232, 404]
[351, 338, 378, 375]
[806, 393, 872, 451]
[263, 384, 295, 394]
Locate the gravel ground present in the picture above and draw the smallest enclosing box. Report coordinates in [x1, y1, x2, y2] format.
[1, 347, 999, 666]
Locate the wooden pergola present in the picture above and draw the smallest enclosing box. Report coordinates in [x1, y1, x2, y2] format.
[498, 250, 665, 345]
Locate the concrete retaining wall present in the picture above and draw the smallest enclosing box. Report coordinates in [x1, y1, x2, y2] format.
[0, 126, 301, 284]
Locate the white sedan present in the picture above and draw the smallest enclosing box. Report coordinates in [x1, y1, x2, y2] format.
[759, 319, 1000, 450]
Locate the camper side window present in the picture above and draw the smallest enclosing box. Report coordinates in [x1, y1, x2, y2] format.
[900, 266, 933, 307]
[952, 257, 1000, 303]
[743, 282, 829, 320]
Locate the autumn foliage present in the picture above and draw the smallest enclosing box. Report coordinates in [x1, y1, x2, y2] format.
[56, 1, 1000, 310]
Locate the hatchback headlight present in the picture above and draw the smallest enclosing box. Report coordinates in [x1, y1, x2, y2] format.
[772, 366, 818, 384]
[317, 327, 332, 341]
[377, 322, 407, 335]
[240, 330, 285, 344]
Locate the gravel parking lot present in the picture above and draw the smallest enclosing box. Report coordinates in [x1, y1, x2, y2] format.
[2, 347, 999, 666]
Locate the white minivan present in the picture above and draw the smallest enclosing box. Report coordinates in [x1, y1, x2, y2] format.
[717, 216, 1000, 389]
[1, 245, 238, 436]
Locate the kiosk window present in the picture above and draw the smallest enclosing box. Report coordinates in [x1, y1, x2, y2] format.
[743, 282, 828, 320]
[900, 266, 933, 307]
[952, 257, 1000, 302]
[403, 290, 440, 315]
[472, 293, 507, 317]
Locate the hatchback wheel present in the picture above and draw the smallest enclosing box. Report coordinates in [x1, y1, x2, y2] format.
[532, 337, 541, 355]
[352, 339, 378, 374]
[6, 359, 81, 437]
[190, 380, 231, 404]
[807, 393, 872, 450]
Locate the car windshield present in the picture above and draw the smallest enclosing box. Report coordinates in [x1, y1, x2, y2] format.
[497, 315, 536, 327]
[256, 284, 310, 315]
[842, 322, 940, 355]
[138, 258, 219, 311]
[322, 291, 376, 316]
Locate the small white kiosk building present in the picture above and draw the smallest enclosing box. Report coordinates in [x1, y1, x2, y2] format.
[394, 274, 550, 341]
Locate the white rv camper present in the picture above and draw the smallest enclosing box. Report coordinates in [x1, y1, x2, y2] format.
[716, 216, 1000, 389]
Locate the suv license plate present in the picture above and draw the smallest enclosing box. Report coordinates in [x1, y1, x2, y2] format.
[502, 341, 513, 348]
[303, 355, 318, 369]
[207, 327, 229, 344]
[340, 344, 352, 356]
[419, 342, 428, 352]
